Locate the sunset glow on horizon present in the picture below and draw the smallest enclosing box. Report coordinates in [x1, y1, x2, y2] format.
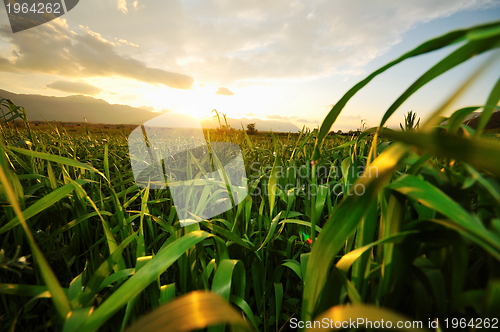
[1, 1, 499, 131]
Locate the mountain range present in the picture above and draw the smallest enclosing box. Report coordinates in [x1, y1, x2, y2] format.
[465, 111, 500, 130]
[0, 89, 300, 132]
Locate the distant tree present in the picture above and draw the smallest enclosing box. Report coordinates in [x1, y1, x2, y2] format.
[246, 123, 258, 135]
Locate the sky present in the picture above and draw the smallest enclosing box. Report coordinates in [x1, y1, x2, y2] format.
[0, 0, 499, 131]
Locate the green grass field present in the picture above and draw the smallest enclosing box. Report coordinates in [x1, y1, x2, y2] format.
[1, 21, 500, 332]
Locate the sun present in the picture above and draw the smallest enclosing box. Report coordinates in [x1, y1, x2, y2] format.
[176, 104, 212, 120]
[141, 82, 263, 121]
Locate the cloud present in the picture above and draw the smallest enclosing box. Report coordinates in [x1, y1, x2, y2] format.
[215, 87, 234, 95]
[297, 118, 319, 124]
[148, 0, 497, 84]
[0, 0, 496, 88]
[0, 57, 16, 72]
[114, 38, 139, 47]
[267, 114, 319, 123]
[267, 114, 289, 120]
[338, 114, 361, 121]
[46, 80, 103, 95]
[0, 21, 194, 89]
[267, 114, 302, 121]
[235, 81, 275, 88]
[322, 107, 362, 121]
[117, 0, 128, 13]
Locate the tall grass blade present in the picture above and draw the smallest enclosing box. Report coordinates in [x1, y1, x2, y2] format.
[0, 180, 90, 234]
[312, 21, 500, 161]
[8, 146, 105, 179]
[0, 156, 71, 319]
[388, 174, 500, 259]
[302, 143, 407, 321]
[80, 231, 212, 332]
[125, 291, 251, 332]
[475, 75, 500, 135]
[380, 130, 500, 177]
[379, 37, 500, 128]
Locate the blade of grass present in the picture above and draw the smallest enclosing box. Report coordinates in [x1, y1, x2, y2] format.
[80, 231, 213, 332]
[380, 130, 500, 178]
[0, 154, 71, 319]
[159, 283, 176, 305]
[380, 37, 500, 128]
[475, 74, 500, 135]
[82, 233, 137, 306]
[312, 21, 500, 161]
[0, 179, 90, 234]
[274, 283, 283, 332]
[230, 295, 260, 331]
[125, 291, 251, 332]
[336, 230, 420, 273]
[446, 106, 481, 135]
[8, 146, 106, 179]
[0, 284, 53, 297]
[302, 143, 408, 321]
[211, 259, 246, 301]
[388, 174, 500, 259]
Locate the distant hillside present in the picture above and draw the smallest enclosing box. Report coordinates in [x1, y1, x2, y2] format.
[466, 111, 500, 130]
[0, 89, 300, 132]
